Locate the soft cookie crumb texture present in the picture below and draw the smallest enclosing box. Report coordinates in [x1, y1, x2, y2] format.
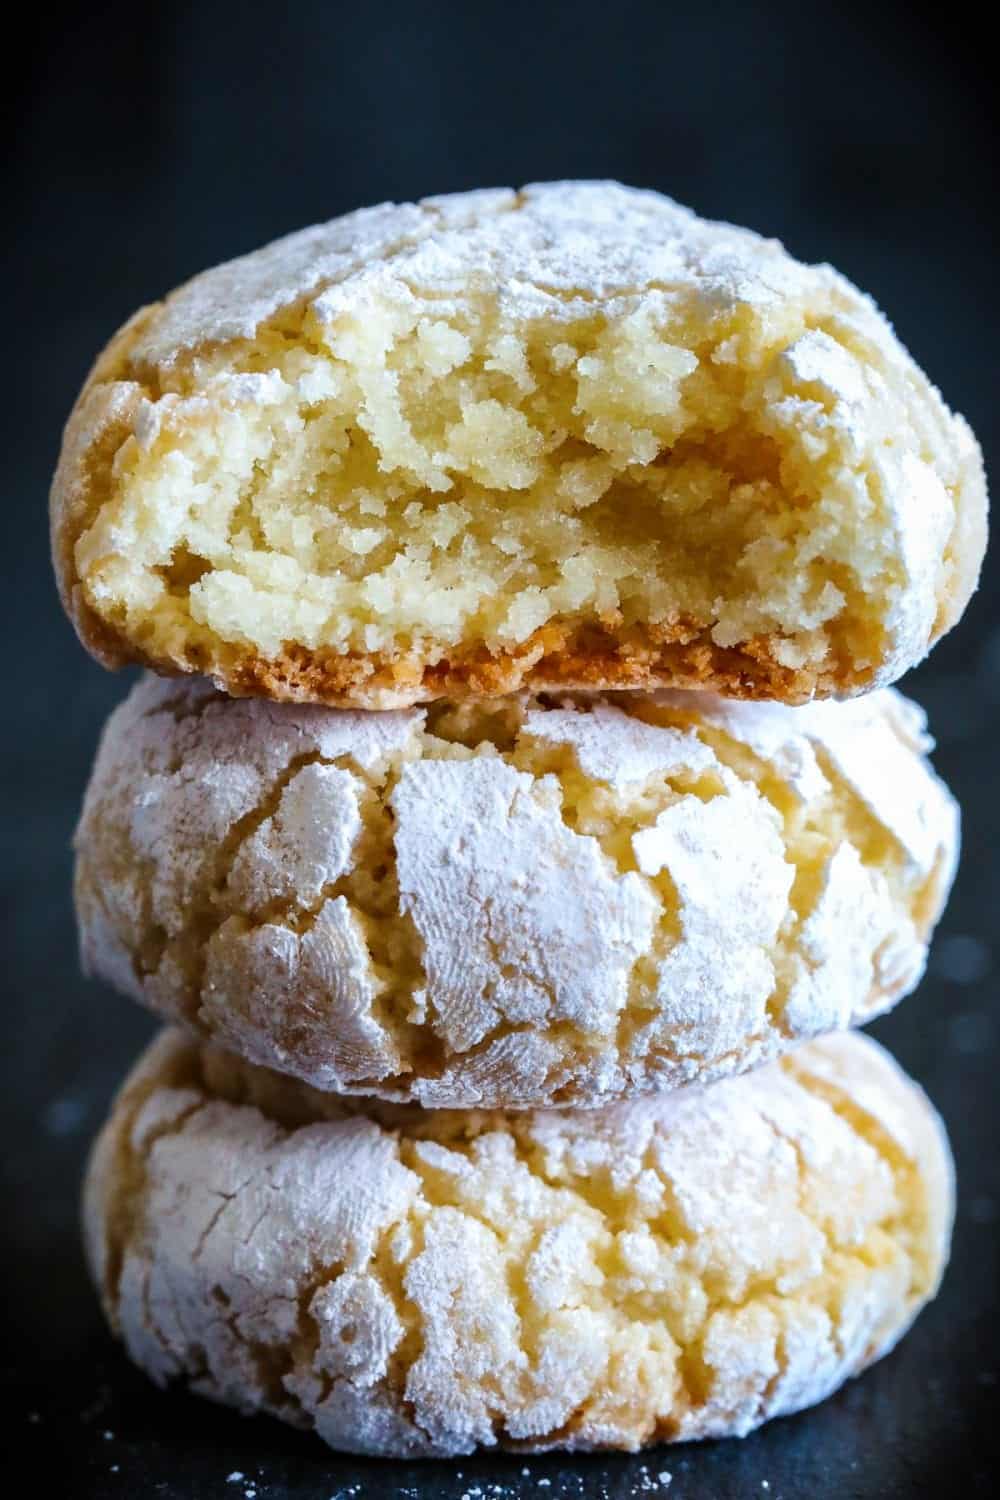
[83, 1029, 953, 1458]
[53, 183, 986, 705]
[74, 676, 958, 1107]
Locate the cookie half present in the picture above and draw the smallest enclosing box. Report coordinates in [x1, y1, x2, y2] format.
[83, 1028, 953, 1457]
[75, 675, 957, 1107]
[52, 182, 985, 708]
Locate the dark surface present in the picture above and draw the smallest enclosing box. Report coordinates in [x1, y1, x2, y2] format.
[4, 2, 998, 1494]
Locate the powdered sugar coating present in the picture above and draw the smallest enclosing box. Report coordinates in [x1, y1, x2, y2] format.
[393, 756, 657, 1049]
[125, 183, 814, 365]
[670, 687, 958, 875]
[75, 677, 958, 1107]
[83, 1028, 953, 1456]
[631, 781, 792, 1059]
[523, 702, 715, 789]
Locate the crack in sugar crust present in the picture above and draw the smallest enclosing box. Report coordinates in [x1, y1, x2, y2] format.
[75, 676, 958, 1108]
[52, 183, 986, 709]
[82, 1028, 953, 1457]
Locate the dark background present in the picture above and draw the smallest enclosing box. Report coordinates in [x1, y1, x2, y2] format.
[4, 2, 998, 1495]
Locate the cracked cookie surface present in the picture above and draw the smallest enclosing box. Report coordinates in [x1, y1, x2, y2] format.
[52, 182, 986, 708]
[75, 675, 957, 1107]
[83, 1027, 953, 1456]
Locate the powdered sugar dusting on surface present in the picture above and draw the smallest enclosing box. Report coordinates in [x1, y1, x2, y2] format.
[392, 755, 658, 1051]
[792, 691, 959, 877]
[523, 702, 716, 789]
[129, 183, 813, 367]
[74, 677, 958, 1107]
[83, 1029, 952, 1459]
[632, 777, 791, 1057]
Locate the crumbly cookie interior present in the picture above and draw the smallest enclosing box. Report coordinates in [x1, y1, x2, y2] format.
[74, 288, 918, 676]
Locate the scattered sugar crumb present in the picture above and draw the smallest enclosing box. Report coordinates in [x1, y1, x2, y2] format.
[620, 1467, 674, 1494]
[102, 1430, 114, 1441]
[226, 1476, 244, 1485]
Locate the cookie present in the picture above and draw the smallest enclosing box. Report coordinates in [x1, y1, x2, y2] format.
[83, 1027, 952, 1456]
[52, 182, 985, 709]
[75, 675, 957, 1107]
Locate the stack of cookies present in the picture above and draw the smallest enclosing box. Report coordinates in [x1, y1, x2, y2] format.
[53, 184, 986, 1458]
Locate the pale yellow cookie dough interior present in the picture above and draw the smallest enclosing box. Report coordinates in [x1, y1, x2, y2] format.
[76, 291, 909, 672]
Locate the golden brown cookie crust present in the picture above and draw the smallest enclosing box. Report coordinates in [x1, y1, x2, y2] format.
[156, 621, 853, 710]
